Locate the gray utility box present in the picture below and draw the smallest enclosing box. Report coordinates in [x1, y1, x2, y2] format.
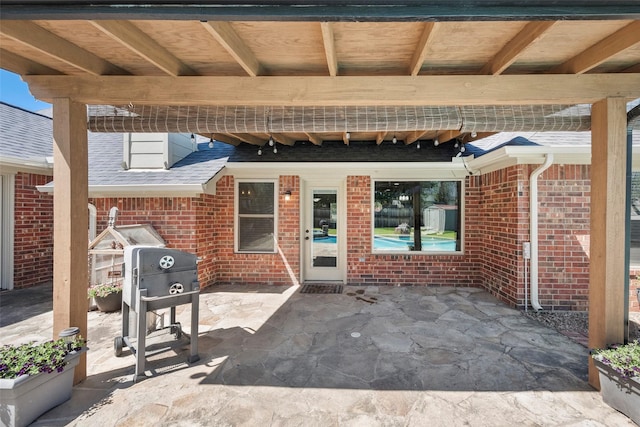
[123, 246, 198, 312]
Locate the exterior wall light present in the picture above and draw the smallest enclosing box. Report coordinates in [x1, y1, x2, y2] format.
[284, 190, 292, 201]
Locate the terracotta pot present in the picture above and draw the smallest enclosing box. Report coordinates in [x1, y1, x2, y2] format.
[95, 291, 122, 312]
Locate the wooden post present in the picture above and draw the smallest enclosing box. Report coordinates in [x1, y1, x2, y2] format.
[52, 98, 88, 384]
[588, 97, 627, 389]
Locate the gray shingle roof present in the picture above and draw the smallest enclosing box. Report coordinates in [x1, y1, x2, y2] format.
[0, 102, 53, 167]
[467, 131, 640, 156]
[86, 134, 227, 187]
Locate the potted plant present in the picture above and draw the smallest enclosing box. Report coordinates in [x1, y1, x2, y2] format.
[0, 336, 86, 427]
[591, 340, 640, 424]
[88, 281, 123, 312]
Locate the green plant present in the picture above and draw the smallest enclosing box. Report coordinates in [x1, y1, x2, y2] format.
[0, 337, 85, 379]
[88, 281, 122, 299]
[592, 340, 640, 379]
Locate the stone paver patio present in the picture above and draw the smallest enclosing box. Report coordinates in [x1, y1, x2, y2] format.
[0, 283, 634, 426]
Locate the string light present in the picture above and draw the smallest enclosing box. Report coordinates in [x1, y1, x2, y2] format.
[392, 136, 397, 144]
[208, 134, 214, 149]
[257, 147, 262, 156]
[268, 136, 275, 147]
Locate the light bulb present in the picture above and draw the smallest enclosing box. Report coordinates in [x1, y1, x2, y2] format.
[434, 138, 439, 147]
[273, 146, 278, 154]
[392, 136, 397, 144]
[346, 132, 351, 140]
[460, 145, 466, 152]
[208, 137, 214, 148]
[257, 148, 262, 156]
[417, 142, 421, 149]
[268, 136, 274, 146]
[471, 131, 477, 138]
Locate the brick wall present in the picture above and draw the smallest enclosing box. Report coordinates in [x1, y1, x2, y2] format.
[212, 175, 301, 286]
[89, 196, 205, 289]
[474, 164, 594, 311]
[346, 176, 483, 287]
[13, 172, 53, 288]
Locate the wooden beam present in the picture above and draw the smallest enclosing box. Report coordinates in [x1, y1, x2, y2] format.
[52, 98, 88, 384]
[376, 131, 387, 145]
[0, 21, 126, 76]
[437, 130, 462, 143]
[481, 21, 556, 75]
[306, 133, 323, 146]
[0, 49, 63, 75]
[409, 22, 437, 76]
[233, 133, 265, 146]
[212, 133, 242, 146]
[405, 130, 428, 145]
[342, 131, 350, 145]
[552, 21, 640, 74]
[271, 133, 296, 146]
[90, 20, 196, 76]
[320, 22, 338, 77]
[588, 97, 628, 389]
[201, 21, 261, 77]
[24, 74, 640, 106]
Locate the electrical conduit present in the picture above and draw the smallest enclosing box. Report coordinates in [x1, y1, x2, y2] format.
[530, 154, 554, 311]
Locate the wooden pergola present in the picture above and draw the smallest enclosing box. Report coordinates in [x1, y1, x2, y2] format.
[1, 1, 640, 387]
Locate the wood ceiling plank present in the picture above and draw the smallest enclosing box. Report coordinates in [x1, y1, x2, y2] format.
[0, 48, 63, 75]
[233, 133, 266, 145]
[306, 133, 323, 145]
[320, 22, 338, 76]
[410, 22, 437, 76]
[201, 21, 261, 77]
[24, 74, 640, 106]
[481, 21, 556, 75]
[90, 20, 196, 76]
[552, 21, 640, 74]
[623, 63, 640, 73]
[0, 21, 126, 76]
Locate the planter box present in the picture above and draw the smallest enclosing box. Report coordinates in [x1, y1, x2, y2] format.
[593, 358, 640, 425]
[0, 348, 86, 427]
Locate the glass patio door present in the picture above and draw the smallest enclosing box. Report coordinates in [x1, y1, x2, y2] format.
[303, 182, 345, 282]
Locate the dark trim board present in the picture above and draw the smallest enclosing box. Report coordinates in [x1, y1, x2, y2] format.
[2, 2, 640, 21]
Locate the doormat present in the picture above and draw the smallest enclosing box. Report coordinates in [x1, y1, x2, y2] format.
[300, 283, 343, 294]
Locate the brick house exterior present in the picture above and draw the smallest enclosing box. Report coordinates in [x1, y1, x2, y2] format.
[13, 172, 54, 289]
[4, 103, 638, 313]
[86, 161, 636, 313]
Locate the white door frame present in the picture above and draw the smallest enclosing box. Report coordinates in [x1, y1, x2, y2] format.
[301, 179, 347, 283]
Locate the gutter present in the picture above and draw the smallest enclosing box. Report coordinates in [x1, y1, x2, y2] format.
[36, 183, 216, 197]
[529, 153, 554, 311]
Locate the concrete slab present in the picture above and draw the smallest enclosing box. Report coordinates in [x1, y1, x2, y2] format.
[0, 284, 636, 426]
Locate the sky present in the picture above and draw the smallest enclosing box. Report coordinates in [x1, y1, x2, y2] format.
[0, 69, 51, 113]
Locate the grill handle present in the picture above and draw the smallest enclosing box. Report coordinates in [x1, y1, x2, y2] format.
[139, 289, 200, 302]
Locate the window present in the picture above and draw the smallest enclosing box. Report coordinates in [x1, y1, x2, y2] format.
[373, 180, 462, 253]
[236, 180, 276, 253]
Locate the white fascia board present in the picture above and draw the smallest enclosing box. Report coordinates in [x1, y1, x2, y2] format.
[226, 161, 470, 179]
[37, 183, 215, 197]
[0, 156, 52, 175]
[467, 146, 592, 174]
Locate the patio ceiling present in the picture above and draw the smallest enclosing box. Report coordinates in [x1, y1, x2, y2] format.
[1, 2, 640, 147]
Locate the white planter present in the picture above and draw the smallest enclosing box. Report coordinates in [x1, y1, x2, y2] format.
[593, 358, 640, 425]
[0, 349, 86, 427]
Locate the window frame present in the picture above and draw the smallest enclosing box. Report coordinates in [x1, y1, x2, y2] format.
[371, 178, 464, 255]
[234, 178, 278, 254]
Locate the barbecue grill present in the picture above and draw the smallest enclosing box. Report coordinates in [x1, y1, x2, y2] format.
[115, 246, 200, 382]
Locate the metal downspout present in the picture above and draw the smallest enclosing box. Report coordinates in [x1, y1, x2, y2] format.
[530, 154, 554, 311]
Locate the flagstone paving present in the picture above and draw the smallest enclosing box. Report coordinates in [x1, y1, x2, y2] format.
[0, 283, 635, 426]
